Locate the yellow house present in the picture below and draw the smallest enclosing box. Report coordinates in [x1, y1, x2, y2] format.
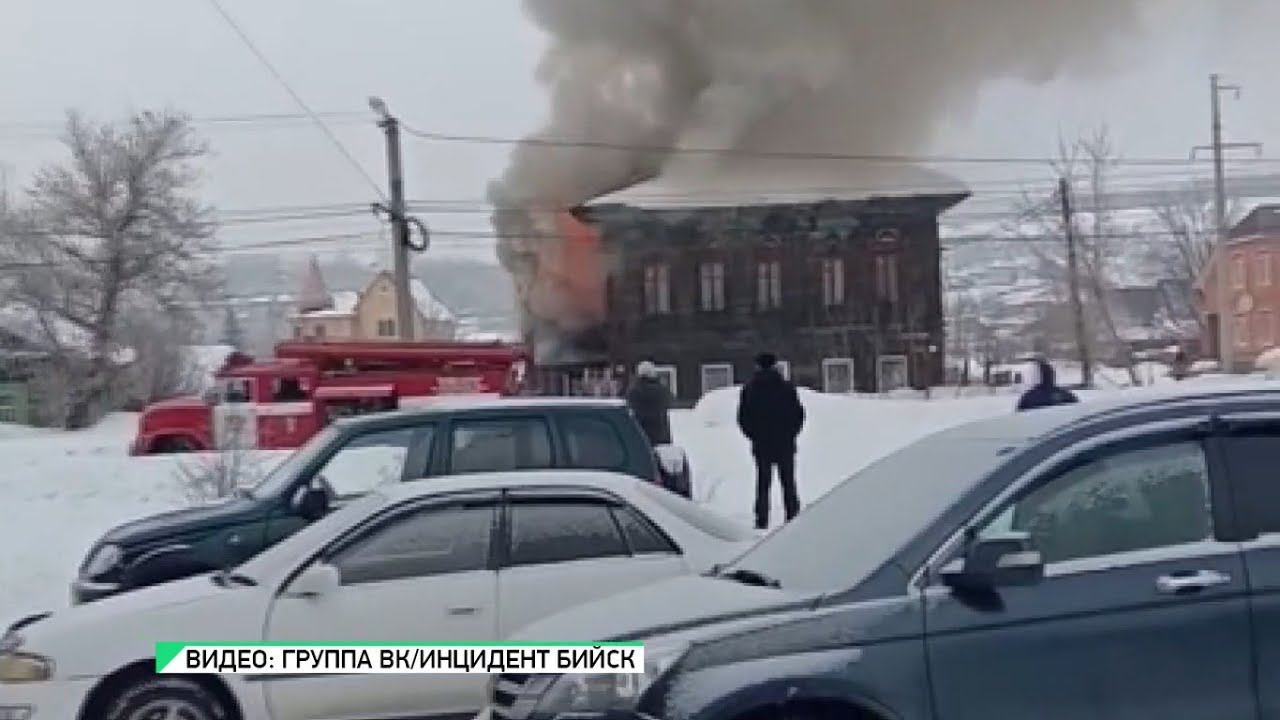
[291, 260, 457, 342]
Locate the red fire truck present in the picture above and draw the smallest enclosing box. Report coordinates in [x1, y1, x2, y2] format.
[130, 340, 529, 455]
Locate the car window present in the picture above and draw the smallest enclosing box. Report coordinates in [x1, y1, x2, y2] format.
[612, 505, 678, 554]
[449, 418, 552, 474]
[507, 500, 629, 566]
[561, 415, 628, 470]
[330, 503, 494, 585]
[636, 481, 756, 542]
[316, 426, 426, 496]
[979, 440, 1212, 565]
[1220, 429, 1280, 537]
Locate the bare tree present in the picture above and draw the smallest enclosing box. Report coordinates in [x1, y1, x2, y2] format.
[121, 307, 201, 409]
[0, 110, 217, 428]
[1152, 181, 1230, 333]
[1012, 126, 1139, 385]
[173, 432, 264, 505]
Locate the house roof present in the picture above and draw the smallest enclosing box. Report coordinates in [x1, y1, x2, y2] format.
[585, 157, 970, 211]
[410, 279, 456, 322]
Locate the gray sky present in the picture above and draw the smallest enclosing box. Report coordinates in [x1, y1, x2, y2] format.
[2, 0, 1278, 264]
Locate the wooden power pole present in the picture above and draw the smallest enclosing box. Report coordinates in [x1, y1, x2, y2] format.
[1060, 177, 1092, 388]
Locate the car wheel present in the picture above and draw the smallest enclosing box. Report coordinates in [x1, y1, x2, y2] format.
[104, 676, 232, 720]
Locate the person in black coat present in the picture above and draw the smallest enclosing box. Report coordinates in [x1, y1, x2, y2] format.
[737, 352, 805, 529]
[1016, 358, 1079, 412]
[626, 361, 673, 446]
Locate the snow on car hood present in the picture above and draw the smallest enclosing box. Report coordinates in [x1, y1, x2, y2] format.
[509, 574, 818, 646]
[17, 573, 271, 678]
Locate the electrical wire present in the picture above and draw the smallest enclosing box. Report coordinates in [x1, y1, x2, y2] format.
[201, 0, 386, 201]
[400, 122, 1280, 169]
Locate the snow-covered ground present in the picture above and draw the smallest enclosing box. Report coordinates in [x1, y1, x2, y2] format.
[0, 371, 1261, 624]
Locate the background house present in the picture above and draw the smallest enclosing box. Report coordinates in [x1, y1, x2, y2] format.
[1197, 204, 1280, 369]
[290, 258, 458, 342]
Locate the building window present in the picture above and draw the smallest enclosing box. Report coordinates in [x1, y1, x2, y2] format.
[1232, 253, 1247, 290]
[774, 360, 791, 381]
[699, 261, 726, 311]
[821, 257, 845, 306]
[293, 325, 302, 339]
[643, 264, 671, 315]
[700, 363, 734, 395]
[1257, 252, 1273, 287]
[822, 358, 856, 394]
[756, 260, 782, 310]
[1255, 309, 1275, 349]
[314, 324, 326, 339]
[377, 319, 397, 337]
[1236, 314, 1250, 349]
[652, 365, 678, 397]
[875, 254, 899, 303]
[877, 355, 909, 393]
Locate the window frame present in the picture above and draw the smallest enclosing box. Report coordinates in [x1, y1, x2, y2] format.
[643, 263, 672, 316]
[821, 256, 845, 307]
[756, 259, 782, 310]
[911, 417, 1233, 591]
[698, 261, 727, 312]
[1257, 252, 1272, 287]
[1236, 314, 1251, 349]
[822, 357, 856, 394]
[376, 318, 397, 338]
[443, 415, 555, 475]
[877, 355, 909, 393]
[652, 365, 678, 397]
[312, 424, 435, 498]
[1231, 252, 1247, 290]
[700, 363, 735, 395]
[774, 360, 791, 381]
[497, 495, 633, 568]
[305, 492, 502, 589]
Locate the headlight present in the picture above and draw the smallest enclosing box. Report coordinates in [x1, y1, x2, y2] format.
[83, 544, 123, 578]
[0, 652, 53, 683]
[534, 644, 687, 716]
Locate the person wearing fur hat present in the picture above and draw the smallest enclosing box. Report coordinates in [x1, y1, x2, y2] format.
[626, 360, 673, 447]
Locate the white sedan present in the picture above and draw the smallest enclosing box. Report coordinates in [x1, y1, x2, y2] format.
[0, 470, 755, 720]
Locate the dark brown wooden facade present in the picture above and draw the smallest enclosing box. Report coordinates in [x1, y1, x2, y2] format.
[533, 193, 967, 403]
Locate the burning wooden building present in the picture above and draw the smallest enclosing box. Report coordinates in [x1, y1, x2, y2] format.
[500, 166, 968, 402]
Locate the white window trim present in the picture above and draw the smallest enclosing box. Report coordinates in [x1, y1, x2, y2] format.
[775, 360, 791, 381]
[700, 363, 735, 395]
[1257, 252, 1272, 287]
[821, 358, 856, 394]
[877, 354, 909, 392]
[653, 365, 678, 397]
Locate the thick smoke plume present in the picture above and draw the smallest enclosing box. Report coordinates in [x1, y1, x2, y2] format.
[490, 0, 1144, 362]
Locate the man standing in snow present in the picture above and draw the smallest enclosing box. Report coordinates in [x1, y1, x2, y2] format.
[737, 352, 805, 529]
[626, 361, 673, 447]
[1016, 358, 1080, 412]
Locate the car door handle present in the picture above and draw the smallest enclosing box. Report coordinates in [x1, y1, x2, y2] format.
[1155, 570, 1232, 594]
[447, 606, 479, 616]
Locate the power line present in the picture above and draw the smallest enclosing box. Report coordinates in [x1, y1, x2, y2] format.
[201, 0, 386, 201]
[400, 122, 1280, 169]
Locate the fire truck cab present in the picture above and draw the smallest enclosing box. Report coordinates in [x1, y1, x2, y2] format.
[131, 341, 529, 455]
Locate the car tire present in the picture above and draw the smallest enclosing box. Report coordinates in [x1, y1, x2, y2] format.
[103, 676, 232, 720]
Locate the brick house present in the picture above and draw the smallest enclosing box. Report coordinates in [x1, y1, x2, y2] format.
[531, 189, 967, 403]
[1197, 204, 1280, 369]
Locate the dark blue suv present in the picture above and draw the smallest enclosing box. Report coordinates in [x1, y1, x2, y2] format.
[485, 385, 1280, 720]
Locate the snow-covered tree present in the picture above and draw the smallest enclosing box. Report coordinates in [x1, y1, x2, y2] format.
[0, 110, 217, 428]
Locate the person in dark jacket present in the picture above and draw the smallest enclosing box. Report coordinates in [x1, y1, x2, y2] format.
[626, 361, 673, 446]
[737, 352, 805, 529]
[1016, 358, 1079, 412]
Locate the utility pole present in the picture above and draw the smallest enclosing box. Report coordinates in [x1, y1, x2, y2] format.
[1192, 74, 1262, 373]
[370, 96, 417, 342]
[1059, 177, 1092, 388]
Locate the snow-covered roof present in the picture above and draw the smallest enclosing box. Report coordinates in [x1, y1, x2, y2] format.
[294, 290, 360, 319]
[588, 158, 969, 210]
[410, 279, 455, 322]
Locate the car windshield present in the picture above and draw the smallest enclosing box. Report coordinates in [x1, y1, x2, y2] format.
[233, 490, 390, 582]
[720, 426, 1028, 595]
[250, 425, 343, 499]
[637, 481, 756, 542]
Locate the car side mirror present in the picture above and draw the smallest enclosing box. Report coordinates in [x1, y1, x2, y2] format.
[286, 563, 341, 599]
[940, 532, 1044, 593]
[290, 485, 330, 522]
